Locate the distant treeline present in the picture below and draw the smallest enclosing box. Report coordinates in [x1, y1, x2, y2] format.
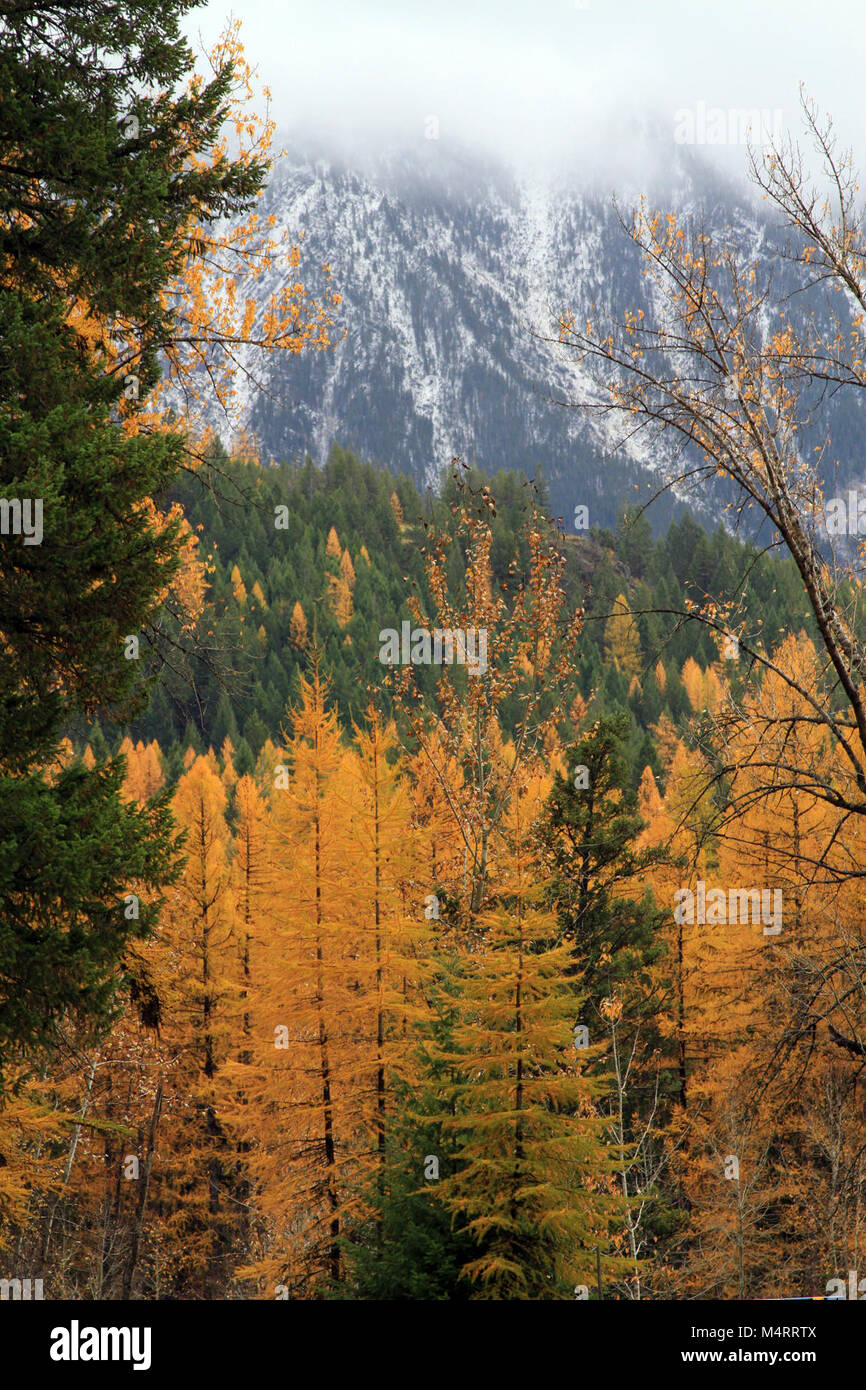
[71, 440, 817, 786]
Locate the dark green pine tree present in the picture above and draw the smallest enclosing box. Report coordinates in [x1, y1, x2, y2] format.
[0, 0, 270, 1090]
[539, 713, 670, 1029]
[538, 715, 681, 1262]
[616, 504, 653, 580]
[211, 692, 240, 751]
[242, 710, 269, 759]
[334, 1091, 477, 1302]
[334, 972, 480, 1302]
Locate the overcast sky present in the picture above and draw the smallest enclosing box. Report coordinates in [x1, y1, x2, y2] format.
[185, 1, 866, 183]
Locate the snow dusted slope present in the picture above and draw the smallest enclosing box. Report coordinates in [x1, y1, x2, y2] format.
[203, 137, 866, 529]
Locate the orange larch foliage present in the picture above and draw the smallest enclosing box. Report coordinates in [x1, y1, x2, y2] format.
[239, 661, 357, 1294]
[339, 549, 356, 589]
[681, 656, 706, 711]
[155, 756, 244, 1296]
[289, 600, 308, 649]
[326, 572, 353, 628]
[604, 593, 642, 678]
[231, 563, 248, 606]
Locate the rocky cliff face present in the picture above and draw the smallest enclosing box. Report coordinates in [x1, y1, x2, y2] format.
[199, 136, 866, 531]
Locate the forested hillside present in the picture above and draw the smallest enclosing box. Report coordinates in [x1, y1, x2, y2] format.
[80, 440, 816, 787]
[6, 464, 863, 1303]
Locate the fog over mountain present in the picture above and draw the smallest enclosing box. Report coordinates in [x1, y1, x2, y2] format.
[172, 1, 866, 532]
[188, 0, 866, 184]
[198, 128, 866, 533]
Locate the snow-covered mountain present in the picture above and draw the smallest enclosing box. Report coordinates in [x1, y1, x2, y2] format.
[207, 135, 866, 531]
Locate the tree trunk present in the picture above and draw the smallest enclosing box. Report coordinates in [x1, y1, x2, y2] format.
[121, 1077, 163, 1299]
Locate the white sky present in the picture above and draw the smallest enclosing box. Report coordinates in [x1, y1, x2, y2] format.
[185, 1, 866, 182]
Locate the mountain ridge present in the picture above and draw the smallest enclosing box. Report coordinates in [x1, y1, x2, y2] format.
[191, 135, 866, 532]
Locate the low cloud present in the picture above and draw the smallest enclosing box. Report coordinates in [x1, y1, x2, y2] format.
[189, 0, 866, 184]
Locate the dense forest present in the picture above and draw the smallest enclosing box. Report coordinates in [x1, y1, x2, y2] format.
[3, 0, 866, 1314]
[87, 440, 816, 779]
